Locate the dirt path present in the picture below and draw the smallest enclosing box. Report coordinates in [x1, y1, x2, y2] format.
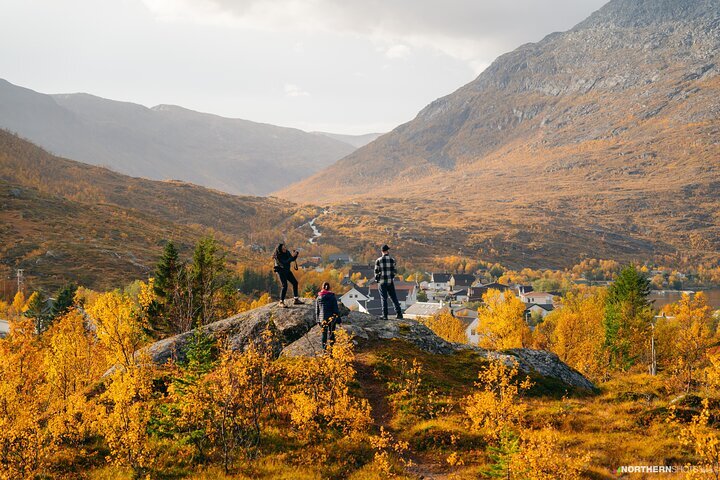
[353, 353, 393, 428]
[353, 352, 456, 480]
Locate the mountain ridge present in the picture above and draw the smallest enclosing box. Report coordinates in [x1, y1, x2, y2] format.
[0, 79, 355, 195]
[576, 0, 720, 28]
[312, 131, 385, 149]
[0, 129, 309, 290]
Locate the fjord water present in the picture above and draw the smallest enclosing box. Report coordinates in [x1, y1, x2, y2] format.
[649, 288, 720, 310]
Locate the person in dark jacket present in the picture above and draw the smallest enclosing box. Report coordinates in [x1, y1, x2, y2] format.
[315, 282, 340, 351]
[374, 244, 403, 320]
[273, 243, 302, 307]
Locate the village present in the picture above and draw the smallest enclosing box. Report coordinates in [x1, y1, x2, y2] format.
[293, 250, 720, 348]
[334, 263, 556, 345]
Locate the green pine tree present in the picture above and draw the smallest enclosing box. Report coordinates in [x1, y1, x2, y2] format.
[50, 283, 77, 321]
[24, 291, 49, 333]
[483, 429, 519, 479]
[192, 236, 227, 326]
[303, 283, 320, 297]
[183, 328, 218, 378]
[603, 265, 653, 369]
[155, 241, 180, 300]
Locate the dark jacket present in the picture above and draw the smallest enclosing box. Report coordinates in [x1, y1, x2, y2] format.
[274, 250, 298, 271]
[315, 290, 340, 325]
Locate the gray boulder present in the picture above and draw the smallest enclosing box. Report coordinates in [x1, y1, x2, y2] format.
[143, 300, 317, 365]
[140, 302, 595, 391]
[281, 310, 456, 357]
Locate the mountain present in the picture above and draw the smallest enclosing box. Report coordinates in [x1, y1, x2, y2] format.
[279, 0, 720, 267]
[0, 79, 355, 195]
[312, 131, 385, 148]
[0, 130, 306, 291]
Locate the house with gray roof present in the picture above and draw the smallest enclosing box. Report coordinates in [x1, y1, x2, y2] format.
[0, 318, 9, 338]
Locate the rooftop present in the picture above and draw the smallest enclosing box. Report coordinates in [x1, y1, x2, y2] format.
[404, 302, 447, 318]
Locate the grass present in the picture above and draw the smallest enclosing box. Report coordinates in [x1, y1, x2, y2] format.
[17, 338, 718, 479]
[350, 339, 711, 478]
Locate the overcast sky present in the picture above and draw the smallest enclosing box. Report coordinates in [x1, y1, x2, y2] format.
[1, 0, 608, 134]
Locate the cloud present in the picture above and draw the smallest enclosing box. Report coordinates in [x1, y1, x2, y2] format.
[141, 0, 608, 71]
[384, 44, 410, 59]
[284, 83, 310, 97]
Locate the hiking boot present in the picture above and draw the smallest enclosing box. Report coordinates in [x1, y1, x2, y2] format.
[381, 316, 388, 321]
[293, 298, 304, 305]
[278, 300, 287, 308]
[396, 313, 404, 320]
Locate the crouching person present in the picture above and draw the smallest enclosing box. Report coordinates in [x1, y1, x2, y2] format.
[315, 282, 341, 351]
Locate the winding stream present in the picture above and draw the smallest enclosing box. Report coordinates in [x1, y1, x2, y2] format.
[307, 209, 329, 244]
[308, 218, 322, 244]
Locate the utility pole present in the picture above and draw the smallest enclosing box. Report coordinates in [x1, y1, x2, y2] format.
[649, 316, 659, 376]
[650, 323, 656, 376]
[16, 269, 24, 294]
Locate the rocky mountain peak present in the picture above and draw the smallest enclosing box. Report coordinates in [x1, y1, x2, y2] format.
[577, 0, 720, 29]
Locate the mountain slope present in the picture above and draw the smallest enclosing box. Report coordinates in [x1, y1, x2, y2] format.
[312, 131, 384, 148]
[279, 0, 720, 267]
[0, 80, 355, 195]
[0, 130, 305, 291]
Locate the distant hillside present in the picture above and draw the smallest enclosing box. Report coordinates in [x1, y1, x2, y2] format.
[0, 130, 308, 291]
[0, 80, 355, 195]
[279, 0, 720, 268]
[312, 131, 384, 149]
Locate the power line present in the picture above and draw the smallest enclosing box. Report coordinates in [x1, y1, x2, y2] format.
[16, 269, 24, 294]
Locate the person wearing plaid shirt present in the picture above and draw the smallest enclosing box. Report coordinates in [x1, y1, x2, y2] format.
[374, 244, 403, 320]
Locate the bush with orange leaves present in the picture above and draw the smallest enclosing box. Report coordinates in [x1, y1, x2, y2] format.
[88, 288, 158, 476]
[0, 317, 54, 480]
[656, 292, 718, 392]
[421, 311, 467, 344]
[464, 358, 532, 440]
[508, 428, 588, 480]
[476, 289, 532, 350]
[284, 329, 372, 440]
[44, 309, 105, 445]
[669, 399, 720, 480]
[174, 327, 281, 473]
[465, 359, 588, 479]
[533, 287, 609, 382]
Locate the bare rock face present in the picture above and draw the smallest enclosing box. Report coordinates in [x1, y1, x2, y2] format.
[143, 300, 317, 365]
[280, 311, 458, 357]
[141, 302, 595, 391]
[502, 349, 596, 391]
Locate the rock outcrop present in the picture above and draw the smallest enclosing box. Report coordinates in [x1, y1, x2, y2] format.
[143, 301, 316, 365]
[140, 301, 595, 391]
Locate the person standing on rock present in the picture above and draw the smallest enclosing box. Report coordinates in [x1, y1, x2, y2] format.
[315, 282, 340, 351]
[273, 243, 302, 307]
[374, 244, 403, 320]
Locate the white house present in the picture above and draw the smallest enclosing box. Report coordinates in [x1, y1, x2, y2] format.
[519, 291, 555, 305]
[359, 281, 419, 316]
[340, 284, 370, 309]
[450, 289, 469, 303]
[0, 319, 9, 338]
[394, 281, 419, 308]
[450, 274, 476, 289]
[427, 273, 452, 291]
[465, 318, 482, 345]
[524, 303, 554, 321]
[403, 302, 447, 320]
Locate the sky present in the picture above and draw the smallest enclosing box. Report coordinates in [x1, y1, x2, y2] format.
[1, 0, 608, 135]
